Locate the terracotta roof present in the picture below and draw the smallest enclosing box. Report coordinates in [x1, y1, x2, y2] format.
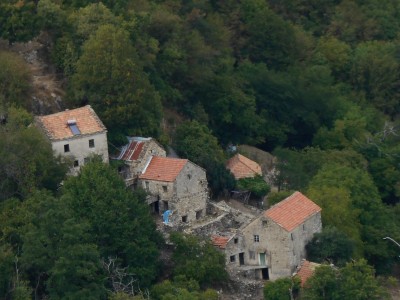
[295, 260, 320, 286]
[139, 157, 188, 182]
[211, 235, 231, 249]
[264, 192, 321, 232]
[35, 106, 106, 141]
[226, 154, 262, 179]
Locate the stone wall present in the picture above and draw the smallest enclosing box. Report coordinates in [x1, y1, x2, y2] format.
[51, 131, 109, 175]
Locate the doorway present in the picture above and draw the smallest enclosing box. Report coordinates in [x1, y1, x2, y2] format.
[259, 253, 266, 266]
[151, 201, 159, 214]
[261, 268, 269, 280]
[239, 252, 245, 265]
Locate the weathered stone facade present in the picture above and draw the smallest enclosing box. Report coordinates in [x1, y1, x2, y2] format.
[213, 192, 322, 281]
[115, 137, 166, 186]
[138, 158, 208, 224]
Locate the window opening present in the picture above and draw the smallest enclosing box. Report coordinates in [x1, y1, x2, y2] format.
[64, 144, 70, 152]
[89, 139, 95, 148]
[254, 235, 260, 242]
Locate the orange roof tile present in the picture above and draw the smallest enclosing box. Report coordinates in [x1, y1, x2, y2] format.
[226, 154, 262, 179]
[139, 157, 188, 182]
[211, 235, 231, 249]
[35, 106, 106, 141]
[264, 192, 321, 232]
[296, 260, 320, 286]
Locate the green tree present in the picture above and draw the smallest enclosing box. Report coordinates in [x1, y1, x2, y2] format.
[237, 176, 270, 198]
[0, 107, 67, 201]
[70, 24, 162, 144]
[350, 41, 399, 115]
[302, 260, 388, 299]
[307, 163, 400, 272]
[306, 226, 354, 266]
[61, 161, 162, 288]
[175, 120, 235, 196]
[0, 51, 31, 111]
[0, 0, 42, 43]
[264, 277, 300, 300]
[169, 232, 227, 287]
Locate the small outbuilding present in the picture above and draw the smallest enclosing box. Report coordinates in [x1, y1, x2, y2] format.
[226, 153, 262, 180]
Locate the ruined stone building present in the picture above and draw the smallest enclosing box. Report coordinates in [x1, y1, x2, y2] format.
[138, 156, 208, 224]
[226, 153, 262, 179]
[35, 105, 109, 175]
[212, 191, 322, 281]
[114, 137, 166, 186]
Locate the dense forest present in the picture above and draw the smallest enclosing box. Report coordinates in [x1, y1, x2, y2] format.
[1, 0, 400, 299]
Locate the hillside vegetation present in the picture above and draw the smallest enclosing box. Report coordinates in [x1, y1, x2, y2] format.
[1, 0, 400, 299]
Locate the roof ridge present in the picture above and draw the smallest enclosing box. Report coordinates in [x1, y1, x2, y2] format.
[237, 154, 261, 174]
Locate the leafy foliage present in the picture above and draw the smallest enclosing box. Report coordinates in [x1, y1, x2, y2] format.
[0, 51, 31, 111]
[169, 232, 227, 287]
[306, 226, 354, 266]
[302, 260, 388, 300]
[0, 107, 67, 201]
[263, 277, 300, 300]
[175, 120, 235, 195]
[237, 175, 270, 198]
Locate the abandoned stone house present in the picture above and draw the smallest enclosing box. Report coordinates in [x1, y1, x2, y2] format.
[226, 153, 262, 180]
[138, 156, 208, 224]
[114, 137, 166, 186]
[35, 105, 109, 175]
[212, 191, 322, 281]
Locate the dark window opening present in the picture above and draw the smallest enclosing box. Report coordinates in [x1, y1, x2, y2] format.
[64, 144, 70, 152]
[254, 235, 260, 242]
[89, 139, 95, 148]
[73, 160, 79, 167]
[196, 210, 202, 219]
[239, 252, 244, 265]
[234, 238, 238, 244]
[163, 201, 168, 211]
[182, 215, 188, 223]
[230, 255, 235, 262]
[262, 268, 269, 280]
[163, 185, 168, 192]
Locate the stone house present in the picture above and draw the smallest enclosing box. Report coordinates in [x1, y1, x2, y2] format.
[226, 153, 262, 180]
[114, 137, 166, 186]
[212, 191, 322, 281]
[138, 156, 208, 224]
[35, 105, 109, 174]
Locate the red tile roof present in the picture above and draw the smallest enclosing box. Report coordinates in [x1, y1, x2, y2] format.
[139, 157, 188, 182]
[211, 235, 231, 249]
[35, 105, 106, 141]
[120, 141, 144, 161]
[226, 154, 262, 179]
[296, 260, 320, 286]
[264, 192, 321, 232]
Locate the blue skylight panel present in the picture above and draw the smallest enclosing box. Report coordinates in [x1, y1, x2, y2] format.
[69, 124, 81, 135]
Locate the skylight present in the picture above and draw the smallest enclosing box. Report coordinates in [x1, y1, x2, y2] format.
[67, 119, 81, 135]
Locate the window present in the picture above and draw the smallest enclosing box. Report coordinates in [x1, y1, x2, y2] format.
[89, 139, 95, 148]
[73, 160, 79, 167]
[64, 144, 70, 152]
[303, 224, 305, 231]
[163, 186, 168, 192]
[254, 235, 260, 242]
[145, 181, 149, 190]
[291, 233, 294, 241]
[249, 251, 255, 260]
[234, 238, 238, 244]
[262, 221, 268, 227]
[187, 174, 191, 180]
[230, 255, 236, 262]
[196, 210, 202, 220]
[182, 215, 188, 223]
